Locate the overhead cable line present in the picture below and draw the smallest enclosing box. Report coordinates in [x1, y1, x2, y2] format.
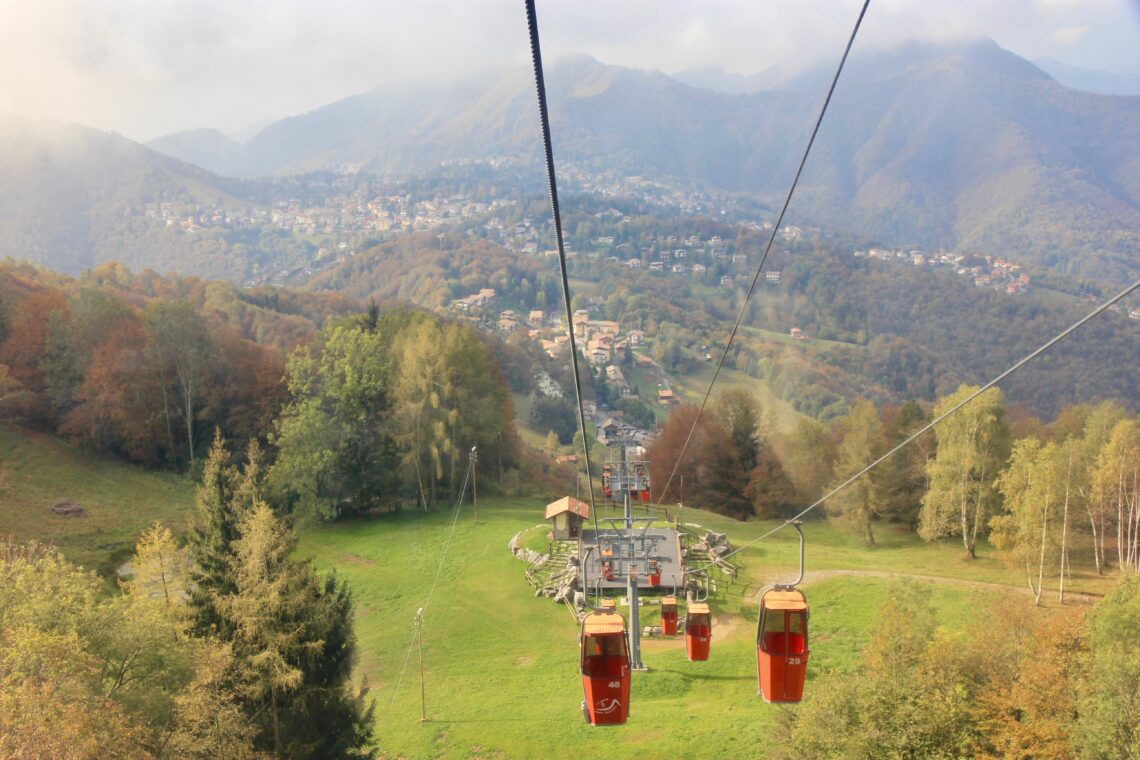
[657, 0, 872, 506]
[526, 0, 599, 525]
[387, 460, 474, 709]
[699, 277, 1140, 568]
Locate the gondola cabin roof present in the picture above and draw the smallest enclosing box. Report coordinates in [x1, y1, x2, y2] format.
[583, 611, 626, 635]
[662, 596, 677, 606]
[688, 602, 711, 615]
[761, 589, 808, 611]
[545, 496, 590, 520]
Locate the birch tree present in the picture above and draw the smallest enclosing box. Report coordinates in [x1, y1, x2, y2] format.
[1092, 419, 1140, 573]
[993, 438, 1054, 605]
[919, 385, 1008, 559]
[144, 300, 218, 469]
[1079, 401, 1126, 575]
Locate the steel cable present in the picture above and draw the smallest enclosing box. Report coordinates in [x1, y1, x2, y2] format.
[657, 0, 872, 507]
[526, 0, 600, 528]
[697, 277, 1140, 569]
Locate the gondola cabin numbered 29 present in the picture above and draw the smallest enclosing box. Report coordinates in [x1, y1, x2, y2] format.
[579, 606, 631, 725]
[685, 602, 712, 661]
[756, 588, 809, 702]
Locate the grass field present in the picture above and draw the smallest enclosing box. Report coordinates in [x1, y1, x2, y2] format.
[668, 364, 804, 435]
[296, 496, 1114, 759]
[2, 426, 1117, 758]
[0, 427, 195, 577]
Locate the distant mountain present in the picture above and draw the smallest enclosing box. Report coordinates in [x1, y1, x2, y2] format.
[1033, 57, 1140, 96]
[668, 64, 785, 94]
[0, 114, 260, 275]
[147, 128, 251, 177]
[145, 40, 1139, 284]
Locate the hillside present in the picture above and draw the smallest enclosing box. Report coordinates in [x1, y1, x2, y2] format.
[0, 114, 265, 276]
[301, 230, 1139, 419]
[145, 127, 252, 178]
[150, 40, 1140, 284]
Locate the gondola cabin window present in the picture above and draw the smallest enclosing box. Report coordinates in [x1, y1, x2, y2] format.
[760, 608, 807, 656]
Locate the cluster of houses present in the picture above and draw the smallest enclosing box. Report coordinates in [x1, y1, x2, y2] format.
[856, 248, 1032, 295]
[149, 166, 524, 252]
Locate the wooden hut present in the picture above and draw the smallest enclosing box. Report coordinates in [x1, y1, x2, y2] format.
[545, 496, 590, 540]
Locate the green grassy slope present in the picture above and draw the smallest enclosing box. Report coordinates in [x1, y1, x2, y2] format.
[0, 428, 1116, 757]
[0, 427, 195, 576]
[297, 497, 1113, 759]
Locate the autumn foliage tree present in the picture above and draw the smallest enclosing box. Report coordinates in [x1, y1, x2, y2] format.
[920, 386, 1009, 558]
[647, 392, 795, 520]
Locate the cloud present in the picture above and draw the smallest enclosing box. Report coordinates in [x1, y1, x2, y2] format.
[0, 0, 1137, 141]
[1050, 24, 1091, 45]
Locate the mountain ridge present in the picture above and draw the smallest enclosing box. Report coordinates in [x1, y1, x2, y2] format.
[140, 40, 1139, 283]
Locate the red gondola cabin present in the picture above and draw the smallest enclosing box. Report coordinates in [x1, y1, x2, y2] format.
[648, 560, 661, 587]
[580, 607, 631, 725]
[685, 602, 711, 661]
[756, 588, 809, 702]
[661, 596, 678, 636]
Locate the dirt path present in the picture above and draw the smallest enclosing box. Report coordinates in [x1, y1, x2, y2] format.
[760, 569, 1104, 605]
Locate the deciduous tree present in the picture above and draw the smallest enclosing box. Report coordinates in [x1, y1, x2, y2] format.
[828, 399, 884, 546]
[920, 386, 1009, 559]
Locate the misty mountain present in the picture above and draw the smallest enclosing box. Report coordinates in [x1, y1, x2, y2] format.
[147, 39, 1140, 284]
[147, 128, 251, 177]
[0, 114, 260, 275]
[1033, 57, 1140, 97]
[668, 64, 786, 94]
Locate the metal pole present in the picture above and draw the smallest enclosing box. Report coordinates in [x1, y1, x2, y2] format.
[622, 443, 646, 671]
[470, 446, 478, 523]
[776, 521, 806, 590]
[416, 608, 426, 722]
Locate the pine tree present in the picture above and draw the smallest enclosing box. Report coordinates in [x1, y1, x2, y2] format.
[189, 436, 374, 756]
[222, 500, 375, 758]
[188, 432, 241, 637]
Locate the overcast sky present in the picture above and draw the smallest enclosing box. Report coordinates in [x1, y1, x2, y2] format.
[1, 0, 1137, 142]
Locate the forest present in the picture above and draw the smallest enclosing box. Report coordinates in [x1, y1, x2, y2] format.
[1, 439, 373, 758]
[303, 221, 1138, 423]
[649, 387, 1140, 588]
[0, 260, 519, 507]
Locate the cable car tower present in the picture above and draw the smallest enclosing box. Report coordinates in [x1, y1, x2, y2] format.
[593, 435, 657, 671]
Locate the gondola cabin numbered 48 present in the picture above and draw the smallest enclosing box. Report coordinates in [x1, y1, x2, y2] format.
[579, 607, 631, 725]
[660, 596, 679, 636]
[756, 588, 809, 703]
[685, 602, 712, 661]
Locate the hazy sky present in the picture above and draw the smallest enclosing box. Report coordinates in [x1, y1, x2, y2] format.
[1, 0, 1137, 142]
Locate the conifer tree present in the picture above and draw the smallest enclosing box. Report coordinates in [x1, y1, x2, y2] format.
[189, 436, 374, 757]
[188, 432, 241, 637]
[222, 500, 375, 758]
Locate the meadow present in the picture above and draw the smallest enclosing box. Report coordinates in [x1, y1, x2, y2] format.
[296, 496, 1111, 759]
[0, 426, 1114, 758]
